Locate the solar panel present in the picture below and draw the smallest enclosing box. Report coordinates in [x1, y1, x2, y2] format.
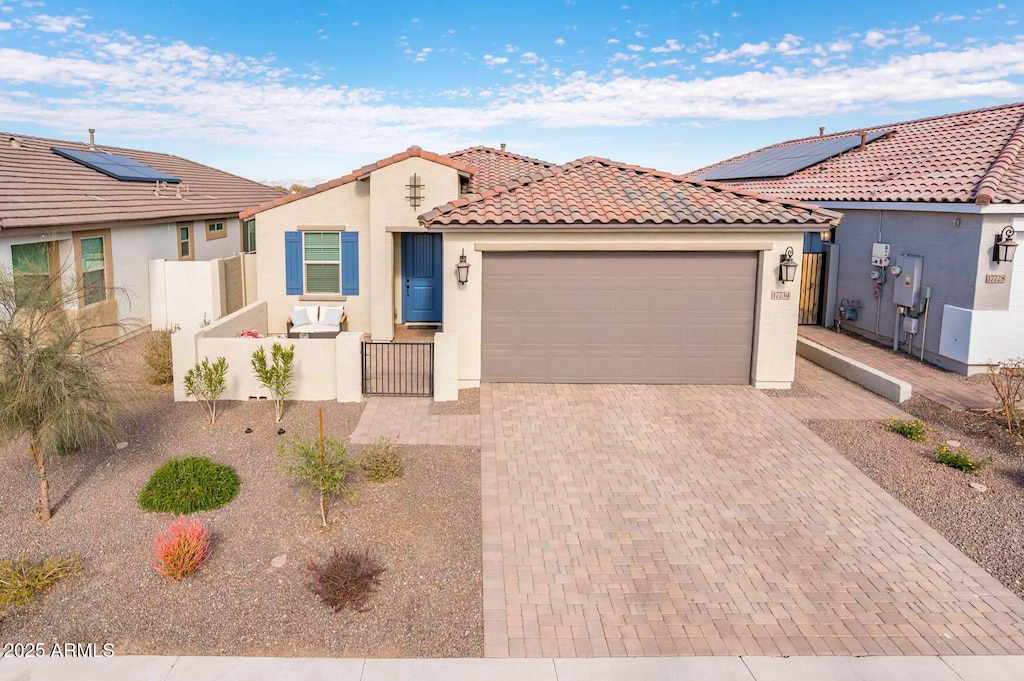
[51, 147, 181, 184]
[699, 131, 889, 181]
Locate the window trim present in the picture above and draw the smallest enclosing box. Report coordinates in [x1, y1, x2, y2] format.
[303, 231, 341, 295]
[205, 219, 226, 241]
[73, 229, 112, 308]
[178, 222, 194, 261]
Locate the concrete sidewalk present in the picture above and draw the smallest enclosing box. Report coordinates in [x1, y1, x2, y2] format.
[3, 655, 1023, 680]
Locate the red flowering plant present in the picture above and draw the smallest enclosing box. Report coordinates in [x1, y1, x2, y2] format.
[151, 516, 212, 581]
[238, 329, 262, 338]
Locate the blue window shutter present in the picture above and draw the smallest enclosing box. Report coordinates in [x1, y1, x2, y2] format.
[285, 231, 303, 295]
[341, 232, 359, 295]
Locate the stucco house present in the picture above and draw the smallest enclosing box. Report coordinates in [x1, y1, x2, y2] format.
[239, 145, 840, 391]
[0, 130, 285, 341]
[691, 101, 1024, 375]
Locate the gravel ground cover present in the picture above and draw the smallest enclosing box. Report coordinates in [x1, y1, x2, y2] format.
[0, 335, 483, 657]
[794, 389, 1024, 600]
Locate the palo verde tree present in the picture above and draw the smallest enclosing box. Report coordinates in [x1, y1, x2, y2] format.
[0, 263, 124, 521]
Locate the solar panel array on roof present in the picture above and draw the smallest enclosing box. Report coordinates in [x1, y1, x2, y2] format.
[51, 147, 181, 183]
[699, 131, 890, 181]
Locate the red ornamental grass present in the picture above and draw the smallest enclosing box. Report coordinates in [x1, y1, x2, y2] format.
[151, 516, 211, 580]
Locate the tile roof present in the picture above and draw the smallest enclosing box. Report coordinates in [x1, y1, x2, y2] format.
[420, 157, 842, 229]
[444, 146, 555, 192]
[240, 145, 475, 219]
[0, 131, 285, 230]
[689, 101, 1024, 205]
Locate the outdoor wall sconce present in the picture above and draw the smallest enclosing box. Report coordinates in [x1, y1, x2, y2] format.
[779, 246, 798, 283]
[455, 249, 471, 285]
[994, 226, 1018, 263]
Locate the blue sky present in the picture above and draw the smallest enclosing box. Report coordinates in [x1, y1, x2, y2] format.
[0, 0, 1022, 185]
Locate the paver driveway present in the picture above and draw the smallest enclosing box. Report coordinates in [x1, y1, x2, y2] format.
[480, 383, 1024, 658]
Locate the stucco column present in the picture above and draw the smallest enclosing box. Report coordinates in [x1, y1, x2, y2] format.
[369, 220, 395, 342]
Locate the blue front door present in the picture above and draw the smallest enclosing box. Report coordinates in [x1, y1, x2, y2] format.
[402, 232, 443, 323]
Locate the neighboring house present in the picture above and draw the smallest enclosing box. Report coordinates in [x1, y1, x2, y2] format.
[691, 101, 1024, 375]
[242, 145, 840, 389]
[0, 131, 284, 341]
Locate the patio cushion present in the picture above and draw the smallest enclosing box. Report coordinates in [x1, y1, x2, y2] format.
[289, 306, 316, 327]
[320, 306, 345, 327]
[289, 323, 338, 335]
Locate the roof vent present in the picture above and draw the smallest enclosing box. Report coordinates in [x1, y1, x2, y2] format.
[500, 143, 507, 151]
[9, 137, 20, 149]
[819, 127, 825, 138]
[88, 128, 96, 150]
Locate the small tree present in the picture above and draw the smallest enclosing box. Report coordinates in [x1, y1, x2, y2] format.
[987, 358, 1024, 435]
[278, 409, 356, 526]
[251, 342, 295, 422]
[184, 357, 228, 424]
[0, 264, 125, 521]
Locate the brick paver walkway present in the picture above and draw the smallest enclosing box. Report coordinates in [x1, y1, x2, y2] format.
[799, 327, 999, 411]
[772, 357, 913, 422]
[480, 383, 1024, 658]
[350, 396, 480, 446]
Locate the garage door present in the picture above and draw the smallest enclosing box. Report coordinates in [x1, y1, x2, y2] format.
[481, 251, 757, 384]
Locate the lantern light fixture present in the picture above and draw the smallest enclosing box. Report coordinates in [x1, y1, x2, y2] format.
[779, 246, 798, 283]
[994, 226, 1018, 263]
[455, 249, 471, 285]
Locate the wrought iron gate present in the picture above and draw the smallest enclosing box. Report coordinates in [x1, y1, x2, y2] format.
[361, 342, 434, 396]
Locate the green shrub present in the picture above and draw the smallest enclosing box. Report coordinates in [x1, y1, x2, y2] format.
[0, 556, 81, 614]
[251, 342, 295, 423]
[935, 444, 991, 474]
[885, 417, 928, 441]
[143, 326, 178, 385]
[279, 433, 357, 527]
[307, 548, 385, 612]
[139, 456, 240, 514]
[184, 356, 228, 424]
[151, 516, 212, 581]
[360, 437, 403, 482]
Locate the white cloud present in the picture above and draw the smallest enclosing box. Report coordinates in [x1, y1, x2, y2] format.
[0, 21, 10, 30]
[504, 44, 518, 53]
[731, 12, 740, 18]
[627, 44, 644, 52]
[1, 22, 1022, 168]
[32, 14, 85, 33]
[483, 54, 509, 66]
[863, 29, 898, 48]
[555, 37, 565, 46]
[520, 52, 539, 64]
[702, 41, 770, 63]
[829, 39, 853, 53]
[933, 13, 965, 22]
[775, 33, 805, 55]
[412, 47, 432, 62]
[651, 39, 682, 53]
[607, 38, 620, 44]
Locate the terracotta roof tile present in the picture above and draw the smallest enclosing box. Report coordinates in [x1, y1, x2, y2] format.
[0, 131, 285, 230]
[420, 157, 841, 229]
[690, 101, 1024, 205]
[241, 145, 474, 218]
[444, 146, 555, 193]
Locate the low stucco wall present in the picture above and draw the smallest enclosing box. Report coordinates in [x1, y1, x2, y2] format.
[797, 336, 912, 403]
[171, 300, 362, 403]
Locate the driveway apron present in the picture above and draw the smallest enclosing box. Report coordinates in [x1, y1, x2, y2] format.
[480, 383, 1024, 658]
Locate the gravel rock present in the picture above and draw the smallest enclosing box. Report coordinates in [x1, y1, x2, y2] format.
[802, 392, 1024, 601]
[0, 333, 483, 657]
[429, 389, 480, 416]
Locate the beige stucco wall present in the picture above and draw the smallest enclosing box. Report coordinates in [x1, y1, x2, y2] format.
[253, 157, 463, 338]
[438, 229, 806, 389]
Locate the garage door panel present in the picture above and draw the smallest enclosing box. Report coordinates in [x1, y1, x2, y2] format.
[482, 252, 755, 384]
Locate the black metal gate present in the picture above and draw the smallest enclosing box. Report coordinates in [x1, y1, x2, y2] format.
[361, 342, 434, 396]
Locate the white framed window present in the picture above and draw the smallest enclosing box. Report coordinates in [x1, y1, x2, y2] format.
[80, 236, 106, 305]
[178, 222, 194, 260]
[206, 219, 226, 240]
[303, 232, 340, 294]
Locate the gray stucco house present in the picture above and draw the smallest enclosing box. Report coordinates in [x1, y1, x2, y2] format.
[691, 101, 1024, 375]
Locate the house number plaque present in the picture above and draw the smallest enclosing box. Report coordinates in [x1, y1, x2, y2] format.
[985, 274, 1007, 284]
[771, 291, 791, 300]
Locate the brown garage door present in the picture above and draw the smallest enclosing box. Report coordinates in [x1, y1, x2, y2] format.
[481, 251, 757, 384]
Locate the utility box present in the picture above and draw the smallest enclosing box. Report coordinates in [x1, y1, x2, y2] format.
[893, 254, 924, 308]
[871, 242, 890, 267]
[902, 316, 920, 334]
